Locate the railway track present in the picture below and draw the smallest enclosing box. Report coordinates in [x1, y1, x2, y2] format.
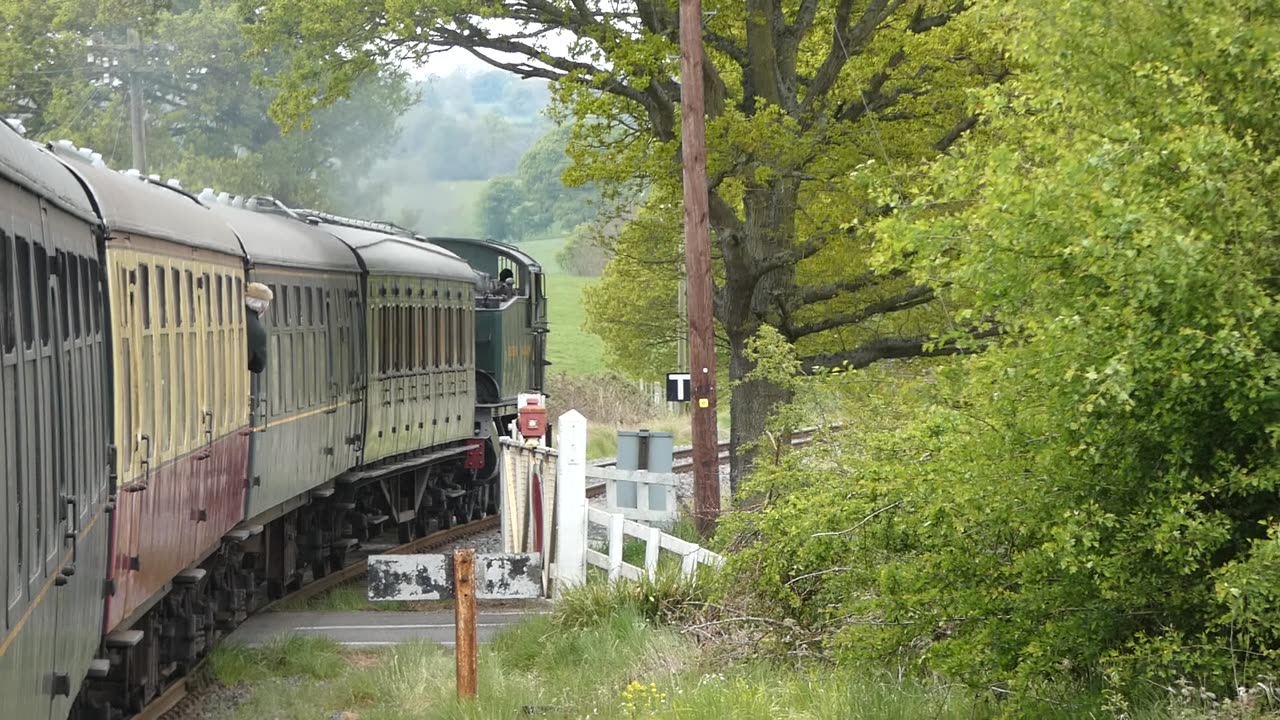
[139, 426, 837, 719]
[596, 426, 828, 472]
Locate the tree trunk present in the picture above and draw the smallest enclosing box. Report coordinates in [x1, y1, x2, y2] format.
[720, 178, 798, 494]
[728, 329, 792, 494]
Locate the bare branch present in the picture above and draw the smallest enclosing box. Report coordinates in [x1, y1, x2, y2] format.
[801, 0, 905, 116]
[784, 285, 935, 340]
[810, 501, 902, 538]
[794, 269, 905, 306]
[909, 0, 968, 33]
[934, 113, 979, 152]
[801, 325, 1002, 369]
[786, 0, 822, 42]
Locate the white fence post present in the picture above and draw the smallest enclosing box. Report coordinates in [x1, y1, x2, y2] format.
[680, 551, 698, 579]
[607, 513, 624, 582]
[554, 410, 588, 593]
[644, 525, 661, 580]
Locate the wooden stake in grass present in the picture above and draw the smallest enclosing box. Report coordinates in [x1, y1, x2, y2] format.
[454, 548, 477, 700]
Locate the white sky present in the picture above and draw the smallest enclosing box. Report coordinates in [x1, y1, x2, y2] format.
[406, 48, 495, 79]
[403, 21, 579, 80]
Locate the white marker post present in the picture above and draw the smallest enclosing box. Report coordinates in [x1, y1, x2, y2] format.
[554, 411, 587, 593]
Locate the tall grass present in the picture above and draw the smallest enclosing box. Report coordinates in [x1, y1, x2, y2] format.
[204, 606, 1271, 719]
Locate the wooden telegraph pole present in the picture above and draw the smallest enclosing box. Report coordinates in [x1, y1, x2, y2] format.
[678, 0, 720, 536]
[125, 28, 147, 174]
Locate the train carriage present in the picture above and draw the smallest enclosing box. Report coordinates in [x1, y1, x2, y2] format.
[49, 150, 252, 709]
[0, 130, 111, 720]
[430, 236, 547, 464]
[308, 221, 478, 463]
[0, 117, 551, 719]
[204, 201, 365, 527]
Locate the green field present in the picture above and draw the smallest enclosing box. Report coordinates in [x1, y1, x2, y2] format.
[517, 235, 607, 377]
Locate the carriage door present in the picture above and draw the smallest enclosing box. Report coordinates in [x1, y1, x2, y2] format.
[244, 274, 265, 502]
[48, 229, 89, 719]
[27, 205, 60, 720]
[346, 288, 365, 459]
[317, 286, 338, 477]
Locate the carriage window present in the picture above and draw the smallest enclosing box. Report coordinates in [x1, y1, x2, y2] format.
[267, 284, 278, 325]
[160, 335, 171, 451]
[140, 264, 151, 330]
[83, 259, 95, 335]
[401, 306, 410, 372]
[392, 307, 402, 373]
[427, 303, 437, 366]
[122, 267, 134, 329]
[318, 288, 327, 325]
[414, 307, 424, 371]
[175, 332, 186, 447]
[385, 307, 396, 375]
[373, 307, 383, 375]
[58, 252, 70, 340]
[172, 268, 182, 327]
[270, 334, 281, 413]
[291, 286, 301, 326]
[384, 307, 393, 374]
[279, 285, 289, 327]
[157, 265, 168, 329]
[120, 339, 132, 469]
[16, 238, 32, 348]
[235, 278, 243, 324]
[305, 287, 314, 327]
[430, 307, 439, 369]
[0, 231, 12, 353]
[449, 308, 458, 367]
[201, 273, 211, 325]
[70, 255, 82, 339]
[215, 275, 224, 326]
[185, 271, 195, 327]
[34, 248, 49, 346]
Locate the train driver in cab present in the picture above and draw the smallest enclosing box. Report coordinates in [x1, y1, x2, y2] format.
[497, 267, 516, 299]
[245, 282, 273, 373]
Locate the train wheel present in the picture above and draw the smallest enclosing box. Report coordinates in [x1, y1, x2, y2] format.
[330, 546, 348, 571]
[310, 552, 328, 580]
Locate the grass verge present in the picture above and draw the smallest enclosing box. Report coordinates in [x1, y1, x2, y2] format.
[205, 581, 1274, 720]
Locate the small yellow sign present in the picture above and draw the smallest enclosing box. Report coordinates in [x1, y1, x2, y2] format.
[698, 398, 709, 408]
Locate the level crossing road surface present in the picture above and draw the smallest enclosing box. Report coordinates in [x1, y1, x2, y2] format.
[225, 604, 551, 648]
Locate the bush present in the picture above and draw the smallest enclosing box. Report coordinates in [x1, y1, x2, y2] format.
[555, 223, 612, 276]
[544, 372, 665, 426]
[554, 571, 709, 631]
[722, 0, 1280, 704]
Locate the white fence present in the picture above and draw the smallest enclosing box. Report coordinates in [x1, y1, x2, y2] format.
[585, 506, 722, 582]
[553, 410, 723, 592]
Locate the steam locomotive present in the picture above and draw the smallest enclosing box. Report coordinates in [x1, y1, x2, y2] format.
[0, 120, 547, 719]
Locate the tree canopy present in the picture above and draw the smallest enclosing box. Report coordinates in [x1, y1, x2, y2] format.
[1, 0, 409, 210]
[241, 0, 1008, 488]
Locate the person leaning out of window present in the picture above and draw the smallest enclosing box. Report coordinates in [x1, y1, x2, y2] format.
[245, 282, 273, 373]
